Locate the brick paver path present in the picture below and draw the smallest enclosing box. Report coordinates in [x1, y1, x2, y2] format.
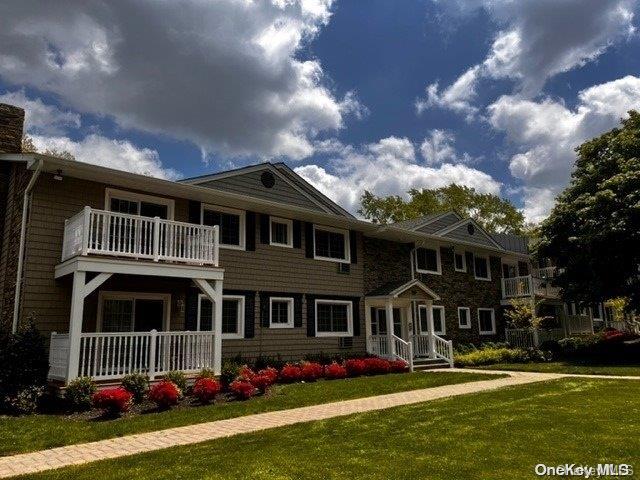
[0, 371, 570, 478]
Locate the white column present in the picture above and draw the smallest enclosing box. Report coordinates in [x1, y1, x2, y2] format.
[364, 300, 372, 354]
[213, 279, 223, 376]
[66, 270, 86, 382]
[427, 301, 436, 359]
[385, 298, 394, 358]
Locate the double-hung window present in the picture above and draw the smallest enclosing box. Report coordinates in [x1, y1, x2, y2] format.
[474, 255, 491, 280]
[202, 205, 245, 250]
[457, 307, 471, 329]
[269, 217, 293, 248]
[478, 308, 496, 335]
[269, 297, 294, 328]
[415, 247, 441, 274]
[315, 300, 353, 337]
[313, 225, 350, 263]
[454, 251, 466, 272]
[197, 294, 245, 339]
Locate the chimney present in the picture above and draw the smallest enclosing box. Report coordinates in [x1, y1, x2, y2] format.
[0, 103, 25, 154]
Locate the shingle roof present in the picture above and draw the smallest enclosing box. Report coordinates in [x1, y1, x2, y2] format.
[391, 213, 443, 230]
[491, 233, 529, 254]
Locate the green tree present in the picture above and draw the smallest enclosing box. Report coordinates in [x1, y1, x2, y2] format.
[358, 184, 525, 234]
[539, 111, 640, 310]
[21, 134, 75, 160]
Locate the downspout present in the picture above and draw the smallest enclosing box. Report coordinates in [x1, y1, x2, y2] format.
[12, 159, 43, 333]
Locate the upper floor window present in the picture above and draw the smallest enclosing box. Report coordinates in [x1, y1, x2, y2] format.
[474, 255, 491, 280]
[105, 188, 174, 220]
[270, 217, 293, 248]
[454, 251, 466, 272]
[313, 225, 350, 263]
[202, 204, 245, 250]
[415, 247, 441, 274]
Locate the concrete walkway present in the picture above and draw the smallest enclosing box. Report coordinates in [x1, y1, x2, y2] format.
[0, 371, 558, 478]
[445, 367, 640, 380]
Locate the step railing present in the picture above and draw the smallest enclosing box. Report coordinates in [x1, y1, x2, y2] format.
[61, 207, 220, 266]
[433, 334, 453, 367]
[411, 334, 429, 357]
[392, 334, 413, 371]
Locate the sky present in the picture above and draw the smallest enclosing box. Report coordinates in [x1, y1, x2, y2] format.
[0, 0, 639, 223]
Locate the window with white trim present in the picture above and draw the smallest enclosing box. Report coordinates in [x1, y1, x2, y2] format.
[372, 308, 401, 337]
[454, 251, 466, 272]
[269, 297, 294, 328]
[202, 204, 245, 250]
[432, 305, 446, 335]
[313, 225, 350, 263]
[457, 307, 471, 329]
[478, 308, 496, 335]
[197, 294, 245, 339]
[315, 300, 353, 337]
[474, 255, 491, 280]
[415, 247, 441, 274]
[269, 217, 293, 248]
[98, 292, 170, 332]
[105, 188, 175, 220]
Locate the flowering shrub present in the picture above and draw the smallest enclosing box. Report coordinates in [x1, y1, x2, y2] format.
[230, 380, 255, 400]
[345, 359, 367, 377]
[324, 362, 347, 379]
[279, 364, 302, 383]
[192, 378, 221, 404]
[148, 381, 180, 409]
[250, 374, 273, 393]
[300, 362, 324, 382]
[257, 367, 279, 384]
[602, 329, 626, 343]
[92, 387, 132, 416]
[364, 357, 391, 375]
[238, 365, 256, 381]
[389, 360, 409, 373]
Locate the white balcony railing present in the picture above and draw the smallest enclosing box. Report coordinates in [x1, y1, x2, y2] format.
[48, 330, 216, 382]
[501, 275, 561, 299]
[61, 207, 219, 266]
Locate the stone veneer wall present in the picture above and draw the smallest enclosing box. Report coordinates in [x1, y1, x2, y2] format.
[363, 237, 506, 345]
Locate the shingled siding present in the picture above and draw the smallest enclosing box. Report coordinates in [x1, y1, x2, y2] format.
[20, 173, 366, 360]
[363, 237, 506, 344]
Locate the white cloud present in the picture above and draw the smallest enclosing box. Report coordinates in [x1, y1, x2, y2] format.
[419, 129, 477, 165]
[487, 75, 640, 222]
[30, 133, 179, 180]
[295, 135, 500, 214]
[0, 0, 360, 160]
[420, 0, 636, 116]
[0, 90, 80, 135]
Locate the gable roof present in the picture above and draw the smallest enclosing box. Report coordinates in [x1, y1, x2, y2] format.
[435, 218, 504, 250]
[366, 278, 440, 300]
[180, 162, 353, 218]
[392, 211, 462, 233]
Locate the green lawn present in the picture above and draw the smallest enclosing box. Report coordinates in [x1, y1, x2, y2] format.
[474, 360, 640, 376]
[21, 378, 640, 480]
[0, 371, 494, 457]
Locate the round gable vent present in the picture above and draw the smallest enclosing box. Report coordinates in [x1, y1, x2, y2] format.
[261, 171, 276, 188]
[467, 223, 475, 235]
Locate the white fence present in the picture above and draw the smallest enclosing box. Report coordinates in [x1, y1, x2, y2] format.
[62, 207, 219, 266]
[49, 330, 216, 382]
[505, 328, 565, 348]
[566, 315, 593, 334]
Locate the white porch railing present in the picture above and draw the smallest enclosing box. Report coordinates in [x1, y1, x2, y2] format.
[49, 330, 216, 382]
[532, 266, 557, 279]
[368, 335, 389, 357]
[392, 334, 413, 370]
[566, 315, 593, 335]
[433, 334, 454, 367]
[505, 328, 565, 348]
[367, 334, 414, 371]
[411, 334, 429, 357]
[61, 207, 219, 266]
[501, 275, 561, 299]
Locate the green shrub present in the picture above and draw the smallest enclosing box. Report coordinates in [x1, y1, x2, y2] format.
[65, 377, 97, 411]
[121, 373, 149, 403]
[197, 368, 216, 380]
[163, 371, 187, 394]
[220, 360, 241, 388]
[558, 335, 601, 354]
[4, 386, 45, 415]
[454, 347, 531, 367]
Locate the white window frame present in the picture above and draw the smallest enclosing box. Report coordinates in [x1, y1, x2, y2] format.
[201, 204, 246, 251]
[414, 246, 442, 275]
[97, 291, 171, 332]
[454, 250, 467, 273]
[314, 299, 353, 337]
[474, 255, 491, 281]
[269, 297, 295, 329]
[269, 216, 293, 248]
[478, 308, 496, 335]
[312, 224, 351, 263]
[105, 187, 175, 220]
[197, 293, 245, 339]
[457, 307, 471, 329]
[432, 305, 446, 335]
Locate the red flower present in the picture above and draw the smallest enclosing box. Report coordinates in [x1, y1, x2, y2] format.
[148, 381, 180, 409]
[389, 359, 409, 373]
[364, 357, 391, 375]
[92, 387, 132, 416]
[603, 329, 626, 342]
[257, 367, 279, 384]
[324, 362, 347, 379]
[279, 364, 302, 383]
[230, 379, 255, 400]
[301, 362, 324, 382]
[192, 377, 221, 404]
[238, 365, 256, 381]
[250, 374, 273, 393]
[344, 358, 367, 377]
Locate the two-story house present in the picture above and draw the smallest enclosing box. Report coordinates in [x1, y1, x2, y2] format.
[0, 103, 536, 385]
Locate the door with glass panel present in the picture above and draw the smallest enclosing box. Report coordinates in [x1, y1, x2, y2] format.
[108, 197, 169, 256]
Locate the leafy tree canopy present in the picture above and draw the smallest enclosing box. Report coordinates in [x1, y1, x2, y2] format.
[539, 111, 640, 310]
[358, 184, 525, 234]
[22, 134, 75, 160]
